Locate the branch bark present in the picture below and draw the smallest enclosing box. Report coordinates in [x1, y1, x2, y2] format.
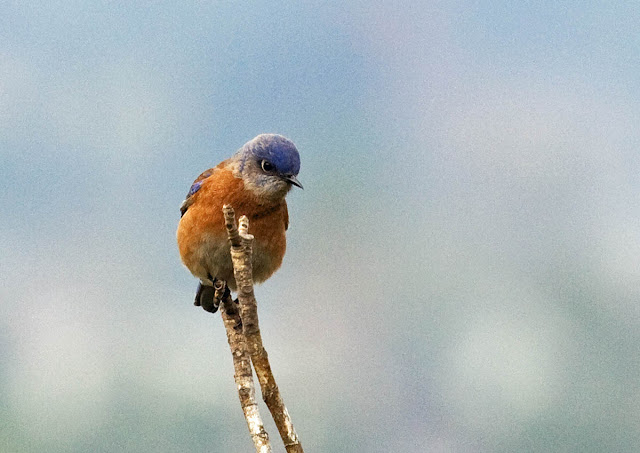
[217, 281, 271, 453]
[223, 205, 304, 453]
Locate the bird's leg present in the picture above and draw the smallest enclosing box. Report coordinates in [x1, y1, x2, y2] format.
[214, 280, 242, 329]
[214, 279, 232, 312]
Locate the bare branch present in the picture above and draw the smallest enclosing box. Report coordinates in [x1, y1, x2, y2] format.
[216, 279, 271, 453]
[223, 205, 304, 453]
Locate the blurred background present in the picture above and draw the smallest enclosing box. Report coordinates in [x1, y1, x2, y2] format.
[2, 1, 639, 452]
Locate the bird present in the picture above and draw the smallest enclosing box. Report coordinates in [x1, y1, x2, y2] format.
[177, 134, 302, 313]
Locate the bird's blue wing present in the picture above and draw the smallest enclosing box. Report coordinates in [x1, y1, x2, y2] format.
[187, 180, 203, 197]
[180, 169, 213, 217]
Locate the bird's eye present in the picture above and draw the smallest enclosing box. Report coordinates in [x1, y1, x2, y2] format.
[261, 160, 275, 172]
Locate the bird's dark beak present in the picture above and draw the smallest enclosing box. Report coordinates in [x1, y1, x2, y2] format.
[284, 175, 303, 189]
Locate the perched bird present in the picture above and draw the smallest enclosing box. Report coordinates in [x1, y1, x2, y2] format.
[177, 134, 302, 313]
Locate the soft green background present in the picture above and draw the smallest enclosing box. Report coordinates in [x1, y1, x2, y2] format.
[2, 2, 639, 452]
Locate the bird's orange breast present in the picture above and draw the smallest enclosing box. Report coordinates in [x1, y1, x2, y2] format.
[177, 163, 289, 288]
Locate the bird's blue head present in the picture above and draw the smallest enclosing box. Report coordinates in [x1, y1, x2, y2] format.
[234, 134, 303, 199]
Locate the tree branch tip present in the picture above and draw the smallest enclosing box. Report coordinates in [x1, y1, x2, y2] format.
[238, 215, 251, 236]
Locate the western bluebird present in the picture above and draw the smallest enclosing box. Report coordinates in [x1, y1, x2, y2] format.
[177, 134, 302, 313]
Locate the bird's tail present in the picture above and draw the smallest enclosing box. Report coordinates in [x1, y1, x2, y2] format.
[194, 282, 219, 313]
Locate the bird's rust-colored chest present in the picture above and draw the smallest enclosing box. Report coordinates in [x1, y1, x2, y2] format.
[177, 165, 289, 267]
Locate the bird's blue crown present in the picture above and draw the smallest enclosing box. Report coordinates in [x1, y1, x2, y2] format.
[238, 134, 300, 176]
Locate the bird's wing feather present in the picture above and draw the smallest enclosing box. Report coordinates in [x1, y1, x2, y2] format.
[180, 168, 214, 217]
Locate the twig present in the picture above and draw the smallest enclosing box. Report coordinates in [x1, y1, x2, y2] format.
[216, 280, 271, 453]
[223, 205, 304, 453]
